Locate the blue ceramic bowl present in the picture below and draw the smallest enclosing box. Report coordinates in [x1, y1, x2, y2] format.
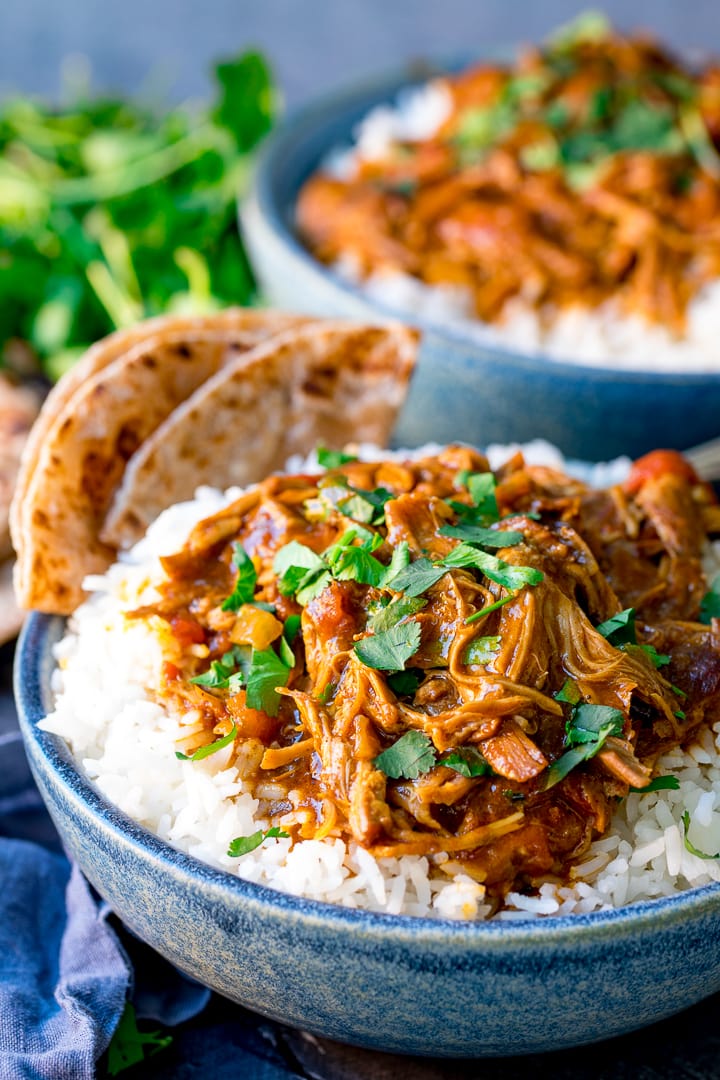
[14, 610, 720, 1057]
[241, 65, 720, 462]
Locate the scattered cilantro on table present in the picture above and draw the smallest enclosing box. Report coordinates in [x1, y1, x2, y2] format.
[106, 1002, 172, 1076]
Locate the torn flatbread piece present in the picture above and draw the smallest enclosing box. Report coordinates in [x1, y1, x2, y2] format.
[102, 321, 418, 551]
[13, 313, 308, 614]
[13, 315, 417, 616]
[10, 308, 305, 580]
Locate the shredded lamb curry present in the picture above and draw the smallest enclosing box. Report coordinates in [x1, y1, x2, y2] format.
[297, 17, 720, 335]
[135, 445, 720, 904]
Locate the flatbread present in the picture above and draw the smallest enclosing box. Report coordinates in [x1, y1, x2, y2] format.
[102, 320, 418, 549]
[12, 314, 308, 614]
[10, 308, 305, 574]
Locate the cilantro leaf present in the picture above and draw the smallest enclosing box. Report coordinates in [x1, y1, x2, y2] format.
[380, 540, 410, 587]
[354, 620, 422, 671]
[566, 703, 625, 746]
[107, 1002, 172, 1077]
[545, 703, 625, 788]
[369, 596, 427, 633]
[441, 746, 491, 777]
[175, 722, 237, 761]
[189, 645, 251, 690]
[325, 541, 386, 587]
[274, 541, 326, 593]
[554, 678, 581, 705]
[465, 592, 518, 624]
[245, 647, 292, 716]
[700, 574, 720, 625]
[455, 470, 499, 523]
[681, 811, 720, 859]
[439, 523, 523, 547]
[387, 669, 423, 696]
[596, 608, 637, 646]
[464, 635, 501, 665]
[629, 776, 681, 794]
[442, 543, 544, 590]
[384, 556, 448, 597]
[273, 541, 330, 604]
[283, 614, 301, 643]
[596, 608, 672, 668]
[227, 826, 290, 858]
[317, 447, 357, 469]
[373, 730, 437, 779]
[221, 542, 257, 612]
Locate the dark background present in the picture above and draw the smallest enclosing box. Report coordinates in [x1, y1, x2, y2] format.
[4, 2, 720, 1076]
[2, 0, 720, 108]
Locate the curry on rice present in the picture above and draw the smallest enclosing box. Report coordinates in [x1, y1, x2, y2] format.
[133, 444, 720, 905]
[297, 20, 720, 336]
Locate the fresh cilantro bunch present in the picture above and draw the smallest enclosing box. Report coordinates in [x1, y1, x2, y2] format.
[0, 52, 276, 379]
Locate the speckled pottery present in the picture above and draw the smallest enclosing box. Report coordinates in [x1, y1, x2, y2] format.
[14, 611, 720, 1057]
[240, 65, 720, 463]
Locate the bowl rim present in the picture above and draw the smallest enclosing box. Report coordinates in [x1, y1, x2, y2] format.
[15, 609, 720, 945]
[243, 60, 720, 387]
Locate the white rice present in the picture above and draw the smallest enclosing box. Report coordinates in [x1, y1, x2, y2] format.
[41, 444, 720, 919]
[322, 81, 720, 372]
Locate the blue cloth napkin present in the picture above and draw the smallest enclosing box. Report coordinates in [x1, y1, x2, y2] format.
[0, 710, 211, 1080]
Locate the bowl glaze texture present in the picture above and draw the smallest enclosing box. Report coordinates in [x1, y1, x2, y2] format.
[241, 65, 720, 462]
[15, 611, 720, 1057]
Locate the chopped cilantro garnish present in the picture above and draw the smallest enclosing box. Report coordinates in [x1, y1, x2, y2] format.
[176, 722, 237, 761]
[596, 608, 637, 646]
[283, 614, 301, 644]
[465, 592, 518, 624]
[106, 1002, 172, 1076]
[387, 669, 423, 696]
[442, 543, 544, 590]
[464, 635, 501, 665]
[380, 540, 410, 586]
[629, 776, 681, 794]
[227, 826, 290, 858]
[373, 730, 436, 779]
[318, 682, 335, 704]
[189, 645, 250, 690]
[369, 595, 427, 633]
[441, 746, 491, 777]
[221, 542, 257, 612]
[384, 556, 448, 597]
[700, 574, 720, 625]
[354, 620, 422, 671]
[681, 811, 720, 860]
[675, 709, 687, 721]
[545, 703, 625, 789]
[318, 478, 393, 526]
[245, 647, 293, 716]
[438, 523, 523, 547]
[554, 678, 581, 705]
[452, 470, 499, 524]
[273, 541, 327, 600]
[317, 447, 357, 469]
[325, 531, 386, 587]
[596, 608, 671, 669]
